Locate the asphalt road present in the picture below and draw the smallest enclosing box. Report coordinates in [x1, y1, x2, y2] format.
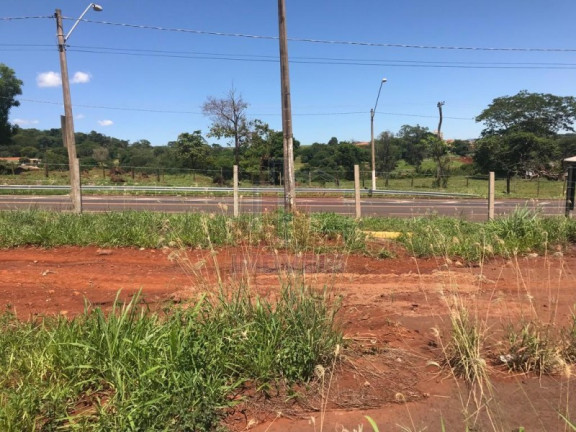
[0, 194, 567, 220]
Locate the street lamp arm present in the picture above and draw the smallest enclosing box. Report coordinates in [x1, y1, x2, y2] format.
[65, 3, 102, 41]
[370, 78, 386, 192]
[372, 79, 386, 114]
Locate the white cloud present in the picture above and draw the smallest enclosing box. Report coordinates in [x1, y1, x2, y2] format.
[72, 71, 91, 84]
[98, 120, 114, 126]
[37, 71, 61, 88]
[12, 119, 40, 126]
[76, 114, 85, 120]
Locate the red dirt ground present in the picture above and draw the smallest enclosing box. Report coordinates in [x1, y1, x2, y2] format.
[1, 245, 575, 431]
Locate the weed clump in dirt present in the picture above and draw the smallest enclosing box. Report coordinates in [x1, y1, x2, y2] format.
[500, 321, 566, 375]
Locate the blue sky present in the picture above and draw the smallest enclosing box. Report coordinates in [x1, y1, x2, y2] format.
[1, 0, 575, 147]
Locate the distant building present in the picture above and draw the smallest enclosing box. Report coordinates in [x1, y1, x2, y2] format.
[0, 157, 41, 169]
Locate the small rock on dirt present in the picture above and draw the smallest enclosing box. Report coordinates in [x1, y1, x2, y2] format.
[96, 249, 113, 256]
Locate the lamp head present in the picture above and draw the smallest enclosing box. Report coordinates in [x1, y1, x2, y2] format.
[92, 4, 103, 11]
[381, 78, 387, 83]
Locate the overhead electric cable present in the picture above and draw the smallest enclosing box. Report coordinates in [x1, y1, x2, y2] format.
[9, 97, 474, 120]
[67, 17, 576, 52]
[0, 16, 52, 21]
[65, 46, 576, 69]
[3, 15, 575, 52]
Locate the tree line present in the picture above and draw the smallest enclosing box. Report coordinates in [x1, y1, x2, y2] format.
[2, 63, 576, 188]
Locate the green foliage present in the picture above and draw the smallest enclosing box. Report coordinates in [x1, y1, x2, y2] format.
[375, 131, 401, 174]
[474, 91, 575, 182]
[476, 90, 576, 137]
[474, 132, 558, 178]
[171, 131, 211, 170]
[397, 124, 435, 171]
[299, 139, 368, 181]
[240, 120, 295, 184]
[422, 135, 451, 188]
[0, 63, 23, 145]
[0, 286, 341, 430]
[452, 139, 472, 156]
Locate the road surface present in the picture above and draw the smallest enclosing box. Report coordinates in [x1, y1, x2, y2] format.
[0, 194, 566, 220]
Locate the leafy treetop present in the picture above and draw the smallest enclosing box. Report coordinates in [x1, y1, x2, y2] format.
[475, 90, 576, 137]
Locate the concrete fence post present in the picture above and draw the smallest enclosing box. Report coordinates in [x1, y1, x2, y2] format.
[233, 165, 239, 217]
[354, 165, 361, 219]
[488, 171, 495, 220]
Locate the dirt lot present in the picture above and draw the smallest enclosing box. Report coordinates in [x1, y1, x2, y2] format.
[1, 245, 575, 431]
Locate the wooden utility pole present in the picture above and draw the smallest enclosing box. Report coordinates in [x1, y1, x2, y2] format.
[278, 0, 296, 212]
[56, 9, 82, 213]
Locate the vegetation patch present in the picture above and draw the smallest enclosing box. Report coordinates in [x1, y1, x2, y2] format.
[500, 321, 565, 375]
[362, 209, 576, 261]
[0, 287, 342, 431]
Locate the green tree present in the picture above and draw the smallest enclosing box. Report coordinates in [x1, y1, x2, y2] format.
[0, 64, 23, 145]
[474, 132, 557, 193]
[241, 121, 278, 183]
[556, 134, 576, 160]
[375, 131, 400, 185]
[171, 131, 211, 170]
[474, 91, 574, 192]
[476, 90, 576, 137]
[397, 124, 433, 171]
[20, 146, 39, 158]
[333, 142, 366, 180]
[299, 139, 365, 184]
[452, 139, 472, 157]
[423, 135, 451, 188]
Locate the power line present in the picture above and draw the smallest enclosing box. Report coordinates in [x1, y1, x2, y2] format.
[3, 15, 576, 53]
[2, 43, 575, 69]
[64, 46, 576, 70]
[70, 17, 576, 53]
[12, 97, 201, 114]
[3, 41, 568, 70]
[0, 16, 52, 21]
[9, 97, 475, 120]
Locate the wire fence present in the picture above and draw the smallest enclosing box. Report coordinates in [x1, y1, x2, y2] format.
[0, 163, 569, 199]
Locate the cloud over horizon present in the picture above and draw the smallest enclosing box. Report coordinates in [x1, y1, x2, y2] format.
[11, 119, 40, 126]
[98, 120, 114, 126]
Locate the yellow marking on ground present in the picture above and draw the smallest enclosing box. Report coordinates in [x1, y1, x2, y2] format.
[363, 231, 411, 239]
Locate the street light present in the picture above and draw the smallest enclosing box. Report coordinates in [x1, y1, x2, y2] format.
[55, 4, 103, 213]
[370, 77, 387, 191]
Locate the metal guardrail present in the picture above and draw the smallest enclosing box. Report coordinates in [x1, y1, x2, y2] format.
[0, 184, 480, 198]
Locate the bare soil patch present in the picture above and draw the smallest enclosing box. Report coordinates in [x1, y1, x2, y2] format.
[1, 245, 575, 431]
